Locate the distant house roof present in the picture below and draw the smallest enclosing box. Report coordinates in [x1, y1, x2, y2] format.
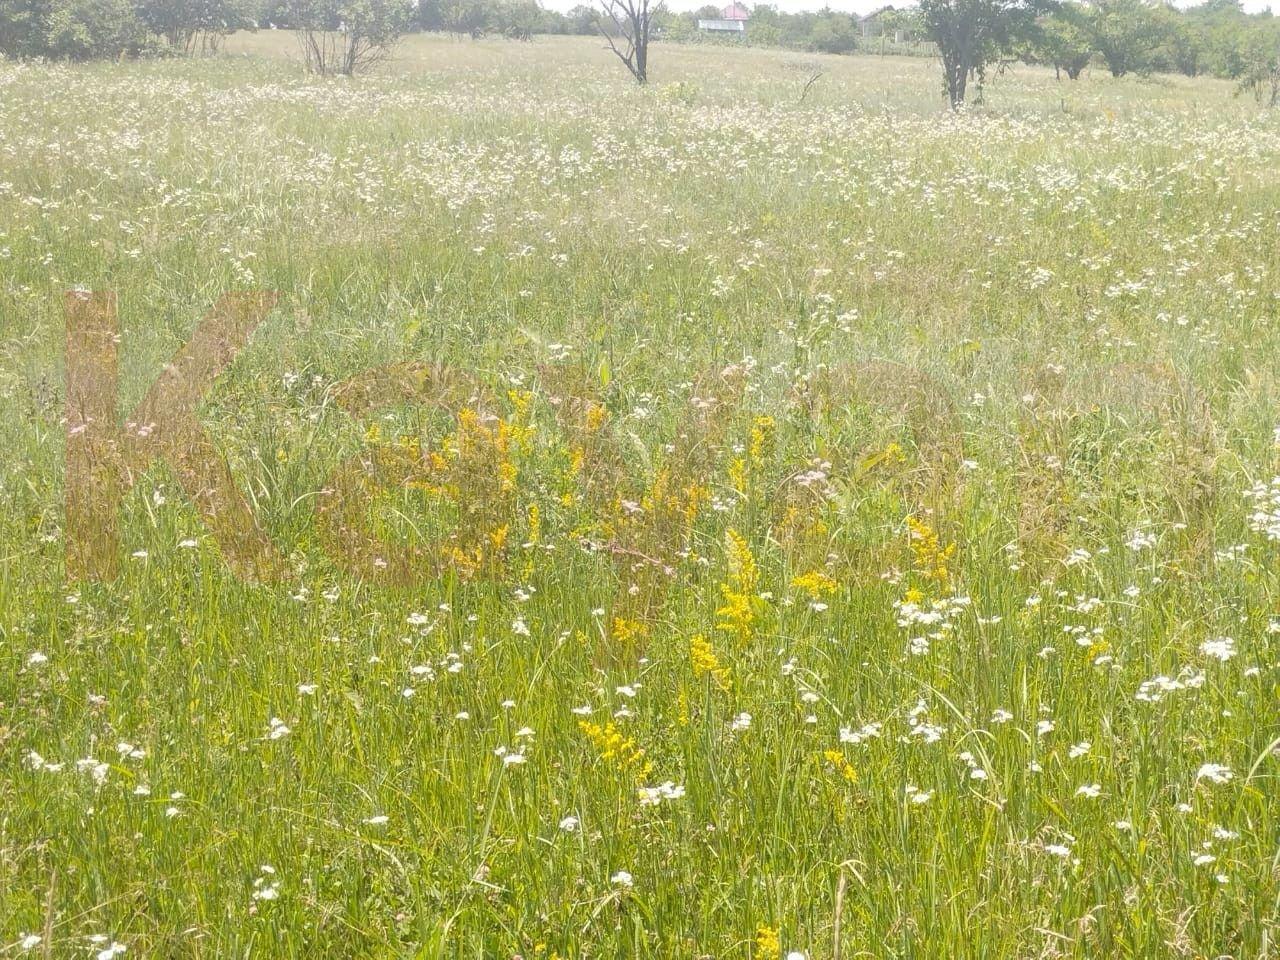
[720, 2, 750, 20]
[857, 5, 894, 22]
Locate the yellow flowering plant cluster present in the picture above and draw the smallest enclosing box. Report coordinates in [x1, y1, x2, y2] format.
[731, 415, 776, 496]
[611, 617, 649, 647]
[822, 748, 858, 784]
[313, 399, 533, 583]
[749, 415, 776, 466]
[578, 720, 652, 782]
[754, 925, 781, 960]
[716, 528, 762, 646]
[689, 634, 731, 692]
[791, 569, 837, 600]
[906, 515, 956, 589]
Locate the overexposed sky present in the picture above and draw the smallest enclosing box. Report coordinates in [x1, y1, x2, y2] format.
[543, 0, 1273, 14]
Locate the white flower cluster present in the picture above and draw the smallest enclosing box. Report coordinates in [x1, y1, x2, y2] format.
[1244, 476, 1280, 541]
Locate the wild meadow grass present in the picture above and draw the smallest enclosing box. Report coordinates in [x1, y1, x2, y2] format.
[1, 33, 1278, 958]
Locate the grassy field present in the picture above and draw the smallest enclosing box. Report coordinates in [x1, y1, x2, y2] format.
[2, 32, 1279, 959]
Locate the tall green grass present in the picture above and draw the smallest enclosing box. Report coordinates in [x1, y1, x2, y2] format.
[0, 35, 1277, 958]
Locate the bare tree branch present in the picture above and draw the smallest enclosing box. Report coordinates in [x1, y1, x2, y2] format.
[799, 69, 824, 102]
[595, 0, 661, 83]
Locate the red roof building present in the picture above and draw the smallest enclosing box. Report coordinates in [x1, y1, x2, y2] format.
[698, 2, 749, 33]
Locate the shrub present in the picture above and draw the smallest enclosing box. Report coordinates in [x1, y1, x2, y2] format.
[288, 0, 413, 74]
[1236, 20, 1280, 105]
[807, 10, 857, 55]
[45, 0, 144, 58]
[1029, 3, 1094, 80]
[1086, 0, 1167, 78]
[0, 0, 51, 56]
[133, 0, 256, 53]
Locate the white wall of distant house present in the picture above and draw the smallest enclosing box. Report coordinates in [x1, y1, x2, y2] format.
[543, 0, 1273, 14]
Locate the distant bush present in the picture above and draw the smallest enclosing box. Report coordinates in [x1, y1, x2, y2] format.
[0, 0, 254, 58]
[1017, 0, 1280, 101]
[806, 10, 858, 54]
[1085, 0, 1166, 77]
[0, 0, 56, 55]
[134, 0, 256, 53]
[287, 0, 413, 73]
[406, 0, 867, 57]
[1236, 19, 1280, 104]
[416, 0, 569, 38]
[45, 0, 144, 58]
[1025, 4, 1094, 80]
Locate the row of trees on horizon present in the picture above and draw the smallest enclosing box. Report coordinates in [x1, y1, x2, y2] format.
[0, 0, 1277, 107]
[2, 0, 883, 58]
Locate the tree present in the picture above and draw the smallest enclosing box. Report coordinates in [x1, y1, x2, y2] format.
[1, 0, 252, 57]
[439, 0, 489, 36]
[1237, 19, 1280, 105]
[879, 7, 923, 43]
[134, 0, 255, 53]
[1030, 2, 1094, 79]
[918, 0, 1041, 107]
[808, 8, 858, 54]
[1186, 0, 1252, 78]
[564, 2, 595, 33]
[45, 0, 144, 58]
[498, 0, 538, 37]
[288, 0, 413, 74]
[1159, 9, 1204, 75]
[1085, 0, 1165, 77]
[596, 0, 662, 83]
[0, 0, 52, 56]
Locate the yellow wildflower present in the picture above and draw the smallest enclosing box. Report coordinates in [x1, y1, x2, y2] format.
[716, 529, 760, 646]
[791, 569, 837, 599]
[755, 925, 781, 960]
[612, 617, 648, 645]
[749, 415, 775, 465]
[488, 524, 509, 551]
[823, 748, 857, 784]
[690, 634, 731, 691]
[579, 719, 651, 781]
[527, 503, 541, 544]
[907, 515, 955, 587]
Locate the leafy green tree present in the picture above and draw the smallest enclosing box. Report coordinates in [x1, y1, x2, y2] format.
[1030, 2, 1094, 79]
[45, 0, 143, 57]
[438, 0, 489, 35]
[0, 0, 149, 59]
[1185, 0, 1252, 77]
[564, 2, 595, 33]
[133, 0, 255, 52]
[287, 0, 412, 73]
[1085, 0, 1165, 77]
[1236, 19, 1280, 104]
[808, 8, 858, 53]
[1158, 9, 1204, 75]
[879, 7, 923, 42]
[492, 0, 541, 38]
[918, 0, 1042, 107]
[419, 0, 445, 28]
[0, 0, 52, 56]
